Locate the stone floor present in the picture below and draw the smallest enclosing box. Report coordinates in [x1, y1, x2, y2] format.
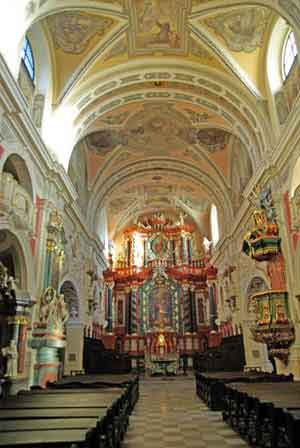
[123, 376, 248, 448]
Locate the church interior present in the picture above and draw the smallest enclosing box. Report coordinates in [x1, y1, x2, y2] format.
[0, 0, 300, 447]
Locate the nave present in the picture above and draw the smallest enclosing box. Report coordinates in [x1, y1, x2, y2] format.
[123, 377, 247, 448]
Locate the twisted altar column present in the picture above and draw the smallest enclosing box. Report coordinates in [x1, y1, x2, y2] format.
[183, 283, 192, 333]
[130, 285, 138, 335]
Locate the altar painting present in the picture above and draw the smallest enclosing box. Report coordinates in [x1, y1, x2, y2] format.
[149, 285, 173, 329]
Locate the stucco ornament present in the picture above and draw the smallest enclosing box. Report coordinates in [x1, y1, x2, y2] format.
[48, 13, 114, 54]
[206, 8, 271, 53]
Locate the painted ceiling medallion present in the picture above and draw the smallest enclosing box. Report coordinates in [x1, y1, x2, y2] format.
[206, 8, 272, 53]
[47, 13, 114, 54]
[127, 0, 190, 55]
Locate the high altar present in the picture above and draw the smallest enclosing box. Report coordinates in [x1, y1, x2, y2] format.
[103, 213, 217, 373]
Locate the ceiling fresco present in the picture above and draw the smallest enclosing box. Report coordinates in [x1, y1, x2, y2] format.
[126, 0, 190, 55]
[205, 8, 272, 53]
[27, 0, 286, 240]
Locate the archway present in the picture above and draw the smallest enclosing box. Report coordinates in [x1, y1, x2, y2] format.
[0, 229, 29, 377]
[2, 154, 33, 200]
[0, 229, 28, 290]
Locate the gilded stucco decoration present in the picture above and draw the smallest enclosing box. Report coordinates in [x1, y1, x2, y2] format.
[47, 12, 114, 54]
[127, 0, 190, 55]
[206, 8, 272, 53]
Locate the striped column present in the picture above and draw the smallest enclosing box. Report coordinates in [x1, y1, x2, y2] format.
[130, 286, 138, 334]
[183, 284, 192, 333]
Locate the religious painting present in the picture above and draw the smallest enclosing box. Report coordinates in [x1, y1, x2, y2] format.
[127, 0, 190, 55]
[150, 234, 168, 258]
[149, 286, 173, 329]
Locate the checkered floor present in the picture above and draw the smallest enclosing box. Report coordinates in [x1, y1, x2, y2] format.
[124, 377, 248, 448]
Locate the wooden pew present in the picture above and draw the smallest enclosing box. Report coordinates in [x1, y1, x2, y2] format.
[0, 376, 139, 448]
[195, 371, 293, 410]
[0, 427, 101, 447]
[0, 391, 122, 447]
[222, 382, 300, 448]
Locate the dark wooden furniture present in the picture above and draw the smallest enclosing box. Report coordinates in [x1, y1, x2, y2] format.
[83, 338, 131, 374]
[193, 335, 246, 373]
[222, 382, 300, 448]
[0, 376, 139, 447]
[195, 370, 293, 410]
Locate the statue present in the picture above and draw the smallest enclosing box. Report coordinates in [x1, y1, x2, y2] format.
[39, 287, 56, 324]
[39, 287, 69, 332]
[54, 294, 69, 329]
[1, 340, 18, 378]
[0, 263, 8, 289]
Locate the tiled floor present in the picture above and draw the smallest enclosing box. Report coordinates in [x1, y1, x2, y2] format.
[124, 376, 248, 448]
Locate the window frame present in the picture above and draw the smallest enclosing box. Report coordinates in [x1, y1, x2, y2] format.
[282, 30, 298, 80]
[21, 37, 35, 84]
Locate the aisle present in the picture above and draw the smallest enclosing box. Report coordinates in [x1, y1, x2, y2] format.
[124, 378, 248, 448]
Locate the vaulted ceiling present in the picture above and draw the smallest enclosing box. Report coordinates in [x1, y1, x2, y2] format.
[26, 0, 285, 241]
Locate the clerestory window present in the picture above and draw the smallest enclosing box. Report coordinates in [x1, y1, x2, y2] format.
[282, 31, 298, 80]
[21, 37, 35, 83]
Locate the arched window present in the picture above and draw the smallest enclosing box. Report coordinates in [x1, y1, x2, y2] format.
[210, 204, 220, 246]
[283, 31, 298, 79]
[21, 37, 35, 83]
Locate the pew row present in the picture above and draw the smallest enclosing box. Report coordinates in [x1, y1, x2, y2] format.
[0, 376, 139, 447]
[222, 382, 300, 448]
[195, 371, 293, 411]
